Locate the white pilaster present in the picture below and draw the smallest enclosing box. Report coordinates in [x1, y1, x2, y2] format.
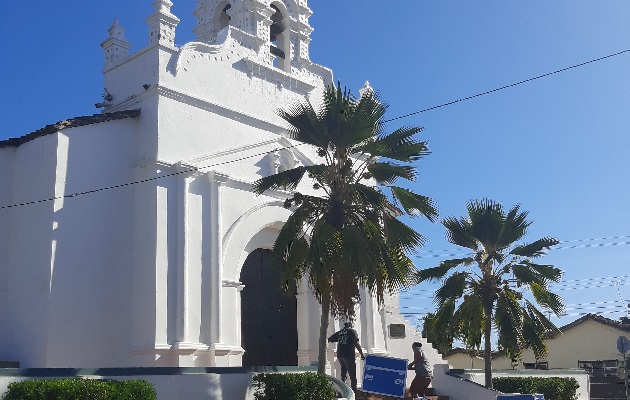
[296, 276, 312, 366]
[175, 163, 194, 345]
[362, 289, 388, 356]
[206, 171, 229, 346]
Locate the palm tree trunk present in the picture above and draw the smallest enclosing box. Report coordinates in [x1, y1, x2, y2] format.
[484, 305, 493, 389]
[318, 294, 331, 374]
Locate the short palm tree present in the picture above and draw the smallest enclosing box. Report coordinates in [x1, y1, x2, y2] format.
[417, 199, 564, 388]
[253, 82, 437, 374]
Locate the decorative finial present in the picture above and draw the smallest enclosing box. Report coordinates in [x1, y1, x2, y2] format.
[146, 0, 180, 48]
[101, 18, 132, 70]
[359, 81, 374, 98]
[154, 0, 174, 14]
[107, 18, 126, 40]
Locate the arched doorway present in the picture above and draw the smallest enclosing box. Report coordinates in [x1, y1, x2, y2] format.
[240, 248, 297, 366]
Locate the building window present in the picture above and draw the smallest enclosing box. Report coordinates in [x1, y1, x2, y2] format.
[578, 360, 621, 377]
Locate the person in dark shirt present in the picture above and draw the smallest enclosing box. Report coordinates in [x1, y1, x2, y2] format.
[328, 322, 366, 392]
[408, 342, 432, 399]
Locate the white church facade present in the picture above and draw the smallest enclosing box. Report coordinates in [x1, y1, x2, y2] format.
[0, 0, 447, 376]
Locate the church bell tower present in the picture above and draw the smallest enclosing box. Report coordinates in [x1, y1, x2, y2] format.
[193, 0, 314, 72]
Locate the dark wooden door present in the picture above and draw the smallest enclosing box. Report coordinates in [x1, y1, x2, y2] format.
[240, 248, 298, 366]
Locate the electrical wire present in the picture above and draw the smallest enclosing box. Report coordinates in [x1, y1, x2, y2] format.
[0, 142, 310, 210]
[383, 49, 630, 123]
[1, 49, 629, 211]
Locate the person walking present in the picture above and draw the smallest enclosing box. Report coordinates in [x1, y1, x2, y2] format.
[328, 321, 366, 393]
[408, 342, 432, 400]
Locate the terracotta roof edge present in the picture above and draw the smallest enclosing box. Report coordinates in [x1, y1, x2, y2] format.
[0, 109, 141, 149]
[559, 313, 630, 333]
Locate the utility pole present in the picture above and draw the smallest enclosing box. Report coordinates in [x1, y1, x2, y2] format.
[617, 335, 629, 400]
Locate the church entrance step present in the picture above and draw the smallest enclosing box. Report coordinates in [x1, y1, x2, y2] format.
[355, 389, 448, 400]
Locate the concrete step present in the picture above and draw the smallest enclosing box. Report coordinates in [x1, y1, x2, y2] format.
[356, 389, 448, 400]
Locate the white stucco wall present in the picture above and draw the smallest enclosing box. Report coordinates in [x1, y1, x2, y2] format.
[0, 146, 15, 347]
[446, 352, 485, 370]
[2, 133, 60, 367]
[0, 118, 143, 367]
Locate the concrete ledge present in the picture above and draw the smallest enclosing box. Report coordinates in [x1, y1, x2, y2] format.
[0, 365, 315, 377]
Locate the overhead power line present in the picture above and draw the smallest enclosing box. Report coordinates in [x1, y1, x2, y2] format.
[557, 274, 630, 284]
[1, 49, 629, 211]
[413, 238, 630, 260]
[0, 142, 309, 210]
[403, 274, 630, 297]
[383, 49, 630, 123]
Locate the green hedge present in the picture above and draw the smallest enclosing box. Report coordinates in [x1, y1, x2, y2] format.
[2, 378, 156, 400]
[252, 372, 336, 400]
[492, 377, 579, 400]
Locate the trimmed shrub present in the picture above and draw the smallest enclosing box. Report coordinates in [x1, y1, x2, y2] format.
[492, 376, 579, 400]
[2, 378, 156, 400]
[252, 372, 336, 400]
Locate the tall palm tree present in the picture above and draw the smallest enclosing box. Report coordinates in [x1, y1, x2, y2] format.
[417, 199, 564, 388]
[253, 82, 437, 374]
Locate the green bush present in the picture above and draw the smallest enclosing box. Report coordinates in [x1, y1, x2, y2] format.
[492, 377, 579, 400]
[2, 378, 156, 400]
[252, 372, 336, 400]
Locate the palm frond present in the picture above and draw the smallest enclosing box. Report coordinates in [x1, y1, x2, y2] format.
[337, 87, 387, 148]
[252, 166, 308, 194]
[435, 272, 468, 305]
[371, 243, 418, 296]
[496, 204, 530, 249]
[442, 216, 478, 250]
[511, 264, 547, 286]
[366, 162, 416, 184]
[495, 290, 524, 361]
[358, 126, 429, 163]
[416, 258, 472, 282]
[530, 282, 565, 316]
[348, 184, 390, 210]
[383, 214, 427, 253]
[455, 295, 484, 349]
[524, 300, 561, 336]
[390, 187, 438, 221]
[368, 141, 430, 163]
[511, 237, 560, 258]
[278, 101, 329, 149]
[431, 299, 458, 345]
[522, 303, 560, 359]
[526, 262, 563, 283]
[341, 225, 380, 275]
[309, 221, 341, 274]
[512, 262, 563, 285]
[466, 199, 506, 251]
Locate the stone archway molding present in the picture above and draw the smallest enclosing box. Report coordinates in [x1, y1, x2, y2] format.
[222, 200, 292, 281]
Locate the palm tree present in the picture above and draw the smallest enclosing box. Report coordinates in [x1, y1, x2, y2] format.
[421, 312, 455, 355]
[417, 199, 564, 388]
[253, 82, 437, 374]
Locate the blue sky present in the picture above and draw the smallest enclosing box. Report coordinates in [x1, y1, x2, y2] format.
[1, 2, 629, 332]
